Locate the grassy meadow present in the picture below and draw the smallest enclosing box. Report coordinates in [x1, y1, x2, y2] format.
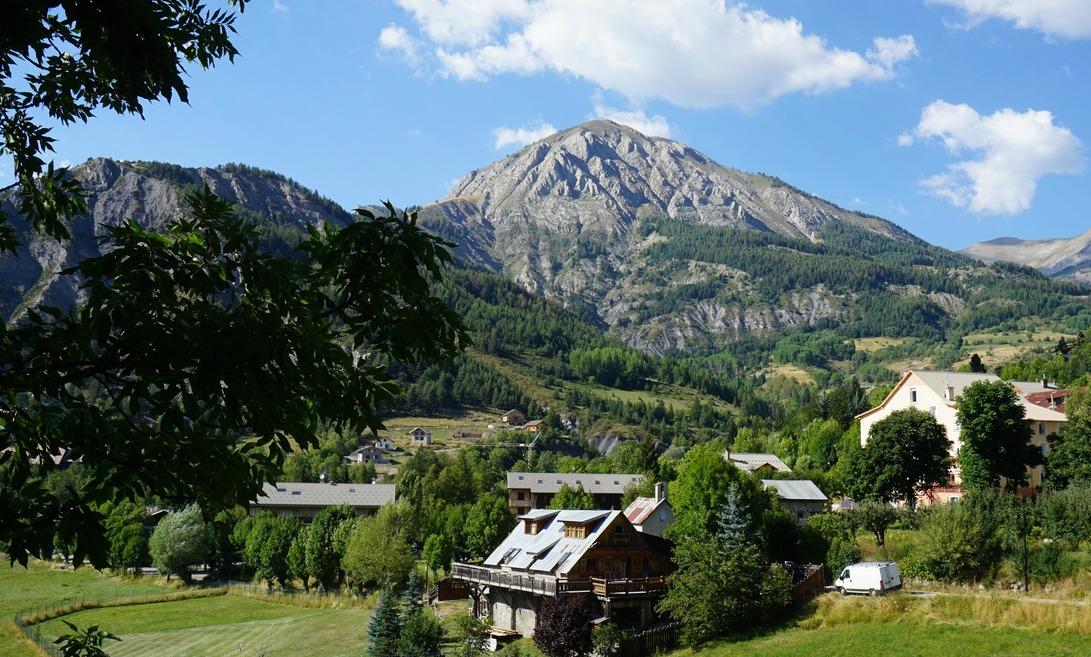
[33, 595, 370, 657]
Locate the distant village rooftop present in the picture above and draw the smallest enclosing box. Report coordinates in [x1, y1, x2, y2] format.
[725, 452, 791, 474]
[506, 472, 644, 495]
[251, 482, 395, 510]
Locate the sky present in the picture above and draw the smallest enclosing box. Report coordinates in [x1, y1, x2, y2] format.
[10, 0, 1091, 251]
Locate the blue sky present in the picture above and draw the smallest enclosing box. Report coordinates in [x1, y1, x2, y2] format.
[13, 0, 1091, 251]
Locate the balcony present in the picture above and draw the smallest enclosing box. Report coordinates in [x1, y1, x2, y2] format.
[451, 564, 666, 599]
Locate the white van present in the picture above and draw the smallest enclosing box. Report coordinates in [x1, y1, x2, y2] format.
[834, 561, 902, 596]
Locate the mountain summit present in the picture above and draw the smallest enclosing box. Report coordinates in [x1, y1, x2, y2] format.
[418, 120, 933, 351]
[430, 119, 908, 245]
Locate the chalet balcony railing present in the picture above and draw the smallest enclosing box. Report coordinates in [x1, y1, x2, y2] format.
[451, 564, 666, 598]
[590, 576, 667, 596]
[451, 563, 557, 596]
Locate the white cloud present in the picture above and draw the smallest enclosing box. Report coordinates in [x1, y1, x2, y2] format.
[383, 0, 917, 109]
[272, 0, 289, 13]
[591, 102, 673, 138]
[493, 119, 558, 149]
[379, 25, 422, 67]
[903, 100, 1085, 215]
[930, 0, 1091, 39]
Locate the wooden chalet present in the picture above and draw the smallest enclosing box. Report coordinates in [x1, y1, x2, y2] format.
[452, 509, 671, 637]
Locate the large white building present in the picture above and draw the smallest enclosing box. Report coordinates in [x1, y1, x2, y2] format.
[856, 370, 1067, 502]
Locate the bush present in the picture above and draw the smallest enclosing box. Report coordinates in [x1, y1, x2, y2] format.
[902, 500, 1004, 583]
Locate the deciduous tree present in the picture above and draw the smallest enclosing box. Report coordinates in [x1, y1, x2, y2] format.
[849, 407, 950, 507]
[148, 505, 209, 583]
[956, 381, 1041, 492]
[0, 3, 468, 569]
[533, 594, 594, 657]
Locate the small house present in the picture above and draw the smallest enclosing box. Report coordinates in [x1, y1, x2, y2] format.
[502, 409, 528, 426]
[409, 427, 432, 446]
[623, 482, 673, 538]
[761, 479, 828, 525]
[507, 472, 645, 516]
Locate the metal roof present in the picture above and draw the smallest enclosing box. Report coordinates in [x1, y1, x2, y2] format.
[483, 510, 625, 576]
[506, 472, 645, 495]
[725, 452, 791, 473]
[761, 479, 828, 502]
[252, 482, 396, 509]
[624, 496, 667, 525]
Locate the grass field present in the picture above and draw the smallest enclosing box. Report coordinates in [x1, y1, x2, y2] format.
[10, 556, 1091, 657]
[682, 621, 1091, 657]
[1, 558, 173, 657]
[33, 595, 371, 657]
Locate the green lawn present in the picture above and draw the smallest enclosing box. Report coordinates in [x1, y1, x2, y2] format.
[682, 622, 1091, 657]
[1, 558, 170, 657]
[34, 596, 371, 657]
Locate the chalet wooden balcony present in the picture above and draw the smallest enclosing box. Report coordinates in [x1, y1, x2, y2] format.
[451, 563, 557, 596]
[451, 564, 666, 599]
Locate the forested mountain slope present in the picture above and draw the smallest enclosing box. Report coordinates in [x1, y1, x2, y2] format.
[416, 121, 1091, 363]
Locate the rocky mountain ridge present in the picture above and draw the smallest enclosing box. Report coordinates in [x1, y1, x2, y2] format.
[961, 229, 1091, 284]
[417, 120, 955, 352]
[0, 158, 352, 321]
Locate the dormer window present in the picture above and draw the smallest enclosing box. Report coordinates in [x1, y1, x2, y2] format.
[563, 522, 587, 539]
[524, 519, 542, 535]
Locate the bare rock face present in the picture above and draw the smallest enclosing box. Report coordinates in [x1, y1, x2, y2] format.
[1, 158, 353, 321]
[419, 120, 916, 351]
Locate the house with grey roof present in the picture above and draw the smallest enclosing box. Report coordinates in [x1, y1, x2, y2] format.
[506, 472, 645, 516]
[724, 452, 791, 475]
[761, 479, 828, 525]
[249, 482, 395, 523]
[452, 509, 671, 637]
[856, 370, 1067, 502]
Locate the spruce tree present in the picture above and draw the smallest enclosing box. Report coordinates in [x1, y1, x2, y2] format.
[366, 588, 403, 657]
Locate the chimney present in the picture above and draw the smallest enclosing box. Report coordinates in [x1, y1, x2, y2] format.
[1041, 377, 1050, 389]
[654, 482, 667, 503]
[945, 384, 955, 401]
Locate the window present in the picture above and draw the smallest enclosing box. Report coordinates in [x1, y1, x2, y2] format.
[564, 523, 586, 539]
[909, 388, 917, 403]
[659, 510, 666, 522]
[928, 406, 936, 416]
[586, 558, 597, 573]
[516, 491, 525, 501]
[1039, 423, 1046, 435]
[612, 526, 630, 546]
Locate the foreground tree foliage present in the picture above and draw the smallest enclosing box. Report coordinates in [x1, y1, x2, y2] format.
[0, 0, 247, 251]
[0, 0, 468, 569]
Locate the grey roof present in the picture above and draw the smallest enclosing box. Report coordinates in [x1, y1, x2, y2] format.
[900, 371, 1067, 421]
[761, 479, 828, 502]
[506, 472, 645, 495]
[484, 510, 622, 576]
[725, 452, 791, 473]
[252, 482, 396, 509]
